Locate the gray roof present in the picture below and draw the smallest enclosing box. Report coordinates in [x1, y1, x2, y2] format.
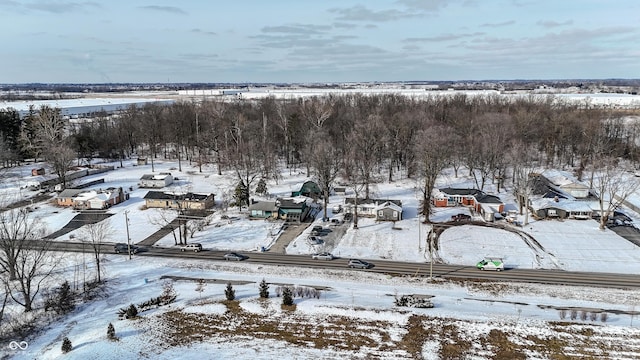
[249, 201, 278, 212]
[58, 189, 85, 198]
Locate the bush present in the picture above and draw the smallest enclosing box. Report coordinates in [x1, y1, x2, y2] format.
[580, 311, 588, 321]
[259, 279, 269, 299]
[570, 309, 578, 320]
[44, 280, 75, 315]
[282, 286, 293, 306]
[118, 304, 138, 319]
[558, 309, 567, 319]
[589, 312, 598, 321]
[107, 323, 118, 341]
[61, 337, 72, 353]
[225, 283, 235, 301]
[600, 312, 608, 322]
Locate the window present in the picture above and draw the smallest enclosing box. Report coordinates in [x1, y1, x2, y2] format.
[393, 211, 398, 219]
[378, 210, 384, 217]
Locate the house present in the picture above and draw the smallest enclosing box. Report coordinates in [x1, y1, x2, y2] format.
[532, 170, 592, 199]
[291, 180, 322, 198]
[529, 198, 594, 220]
[375, 201, 403, 221]
[343, 198, 403, 218]
[139, 173, 173, 188]
[276, 197, 310, 222]
[57, 187, 128, 209]
[56, 189, 85, 207]
[137, 158, 148, 166]
[73, 188, 128, 210]
[432, 188, 504, 221]
[248, 201, 279, 219]
[143, 191, 215, 210]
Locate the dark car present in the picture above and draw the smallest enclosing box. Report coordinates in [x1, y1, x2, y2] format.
[224, 252, 246, 261]
[348, 259, 373, 269]
[114, 243, 138, 254]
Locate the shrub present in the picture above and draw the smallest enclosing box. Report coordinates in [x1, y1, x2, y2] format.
[558, 309, 567, 320]
[61, 337, 72, 353]
[44, 280, 75, 315]
[600, 312, 608, 322]
[580, 311, 588, 321]
[118, 304, 138, 319]
[589, 312, 598, 321]
[282, 286, 294, 306]
[259, 279, 269, 299]
[225, 283, 235, 301]
[570, 309, 578, 320]
[107, 323, 118, 341]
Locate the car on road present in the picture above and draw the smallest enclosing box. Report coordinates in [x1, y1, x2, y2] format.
[114, 243, 138, 254]
[330, 218, 343, 226]
[343, 213, 353, 222]
[312, 252, 335, 260]
[224, 252, 246, 261]
[476, 258, 504, 271]
[348, 259, 373, 269]
[181, 243, 203, 252]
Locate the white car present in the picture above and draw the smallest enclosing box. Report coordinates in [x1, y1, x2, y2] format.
[312, 252, 334, 260]
[181, 243, 203, 252]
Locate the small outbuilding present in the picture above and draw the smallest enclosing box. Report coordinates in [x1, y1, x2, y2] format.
[291, 180, 322, 198]
[139, 173, 173, 188]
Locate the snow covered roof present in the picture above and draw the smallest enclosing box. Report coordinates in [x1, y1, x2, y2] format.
[375, 201, 402, 212]
[530, 198, 593, 212]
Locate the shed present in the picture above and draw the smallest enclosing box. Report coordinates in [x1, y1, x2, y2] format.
[31, 168, 45, 176]
[139, 172, 173, 188]
[375, 201, 403, 221]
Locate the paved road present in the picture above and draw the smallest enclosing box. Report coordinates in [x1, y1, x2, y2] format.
[28, 240, 640, 290]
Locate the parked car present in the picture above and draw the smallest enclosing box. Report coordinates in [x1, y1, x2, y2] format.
[114, 243, 138, 254]
[332, 205, 343, 213]
[181, 243, 203, 252]
[348, 259, 373, 269]
[312, 252, 334, 260]
[476, 258, 504, 271]
[330, 218, 343, 226]
[307, 236, 323, 245]
[451, 213, 471, 222]
[343, 213, 353, 221]
[224, 252, 246, 261]
[311, 225, 324, 236]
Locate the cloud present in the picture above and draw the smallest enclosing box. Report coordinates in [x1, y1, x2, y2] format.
[394, 0, 450, 12]
[537, 20, 573, 28]
[261, 24, 331, 35]
[332, 22, 358, 29]
[480, 20, 515, 28]
[405, 32, 484, 42]
[328, 5, 419, 22]
[139, 5, 186, 15]
[22, 1, 100, 14]
[191, 28, 217, 36]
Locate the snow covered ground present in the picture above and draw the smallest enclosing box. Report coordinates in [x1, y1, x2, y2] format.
[3, 159, 640, 358]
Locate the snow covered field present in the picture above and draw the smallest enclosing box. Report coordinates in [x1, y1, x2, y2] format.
[3, 159, 640, 358]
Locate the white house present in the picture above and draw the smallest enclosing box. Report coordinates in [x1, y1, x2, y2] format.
[139, 173, 173, 188]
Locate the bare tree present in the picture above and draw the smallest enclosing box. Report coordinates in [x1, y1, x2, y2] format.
[80, 217, 113, 283]
[0, 208, 58, 312]
[308, 133, 342, 220]
[414, 124, 453, 218]
[591, 159, 640, 230]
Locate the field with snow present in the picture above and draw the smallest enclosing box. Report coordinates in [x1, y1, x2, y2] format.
[3, 159, 640, 358]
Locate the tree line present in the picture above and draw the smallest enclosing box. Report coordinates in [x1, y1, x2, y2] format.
[2, 93, 640, 217]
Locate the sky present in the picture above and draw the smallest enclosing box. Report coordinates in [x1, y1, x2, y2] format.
[1, 0, 639, 83]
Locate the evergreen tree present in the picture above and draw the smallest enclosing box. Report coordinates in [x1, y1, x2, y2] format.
[255, 178, 268, 196]
[282, 286, 293, 306]
[259, 279, 269, 299]
[107, 323, 118, 341]
[126, 304, 138, 319]
[233, 181, 249, 210]
[225, 282, 235, 301]
[61, 337, 72, 353]
[57, 280, 75, 314]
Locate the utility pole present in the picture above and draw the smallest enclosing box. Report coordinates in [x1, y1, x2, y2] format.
[418, 214, 422, 252]
[125, 210, 132, 260]
[429, 230, 435, 280]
